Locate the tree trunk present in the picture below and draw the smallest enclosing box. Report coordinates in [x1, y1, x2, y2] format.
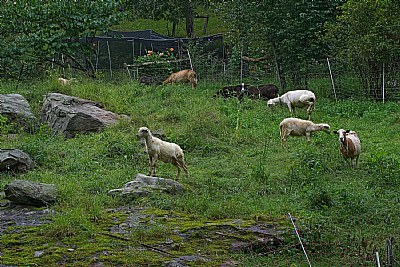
[184, 0, 194, 38]
[272, 42, 287, 90]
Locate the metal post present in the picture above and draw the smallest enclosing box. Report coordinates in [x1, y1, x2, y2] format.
[382, 63, 385, 103]
[95, 40, 100, 71]
[240, 49, 243, 85]
[376, 251, 381, 267]
[327, 58, 337, 102]
[387, 237, 393, 267]
[187, 49, 193, 70]
[106, 40, 112, 77]
[288, 213, 312, 267]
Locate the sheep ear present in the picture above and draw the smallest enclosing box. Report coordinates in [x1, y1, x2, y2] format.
[333, 130, 338, 134]
[346, 130, 351, 133]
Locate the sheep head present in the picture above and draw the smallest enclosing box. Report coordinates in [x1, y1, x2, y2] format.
[333, 129, 351, 143]
[319, 124, 331, 134]
[137, 127, 151, 139]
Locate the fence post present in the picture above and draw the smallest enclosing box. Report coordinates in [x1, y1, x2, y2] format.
[387, 237, 393, 267]
[376, 251, 381, 267]
[187, 49, 193, 70]
[382, 63, 385, 103]
[106, 40, 112, 77]
[327, 58, 337, 102]
[288, 213, 312, 267]
[95, 40, 100, 71]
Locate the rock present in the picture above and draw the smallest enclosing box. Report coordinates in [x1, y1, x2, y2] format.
[108, 173, 185, 197]
[39, 93, 129, 138]
[4, 180, 57, 207]
[0, 148, 35, 172]
[0, 94, 37, 132]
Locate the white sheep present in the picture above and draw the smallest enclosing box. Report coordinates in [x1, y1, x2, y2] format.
[268, 90, 316, 120]
[137, 127, 189, 178]
[279, 118, 330, 146]
[333, 129, 361, 167]
[58, 77, 76, 86]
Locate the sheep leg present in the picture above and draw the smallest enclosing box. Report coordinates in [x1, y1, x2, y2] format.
[287, 104, 294, 117]
[179, 158, 189, 177]
[280, 127, 289, 147]
[281, 132, 288, 147]
[171, 158, 182, 178]
[147, 157, 153, 176]
[307, 103, 314, 120]
[182, 163, 189, 176]
[306, 132, 311, 142]
[151, 155, 158, 177]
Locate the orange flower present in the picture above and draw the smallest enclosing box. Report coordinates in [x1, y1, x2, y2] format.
[169, 48, 174, 52]
[147, 50, 153, 55]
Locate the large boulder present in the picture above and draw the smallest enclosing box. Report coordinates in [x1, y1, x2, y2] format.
[108, 173, 185, 197]
[4, 179, 57, 207]
[0, 94, 37, 132]
[0, 148, 35, 172]
[39, 93, 129, 138]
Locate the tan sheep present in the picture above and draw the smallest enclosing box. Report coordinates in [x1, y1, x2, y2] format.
[333, 129, 361, 167]
[137, 127, 189, 178]
[268, 90, 316, 120]
[279, 118, 330, 146]
[58, 77, 76, 86]
[163, 69, 197, 89]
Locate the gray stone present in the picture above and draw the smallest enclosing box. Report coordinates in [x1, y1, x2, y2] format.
[4, 179, 57, 207]
[108, 173, 185, 197]
[0, 94, 37, 132]
[0, 149, 35, 172]
[39, 93, 129, 138]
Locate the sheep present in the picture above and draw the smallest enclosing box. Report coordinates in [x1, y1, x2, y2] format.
[214, 84, 279, 100]
[333, 129, 361, 167]
[163, 69, 197, 89]
[58, 77, 76, 86]
[136, 127, 189, 178]
[267, 89, 315, 120]
[279, 118, 330, 146]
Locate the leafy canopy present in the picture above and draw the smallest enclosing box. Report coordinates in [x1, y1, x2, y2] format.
[0, 0, 125, 77]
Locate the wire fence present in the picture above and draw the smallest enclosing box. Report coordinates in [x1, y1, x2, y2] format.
[53, 36, 400, 102]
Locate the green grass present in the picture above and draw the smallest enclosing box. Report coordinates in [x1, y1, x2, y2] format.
[1, 75, 400, 266]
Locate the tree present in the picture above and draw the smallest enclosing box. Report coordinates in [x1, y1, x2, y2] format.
[325, 0, 400, 99]
[124, 0, 209, 37]
[0, 0, 125, 78]
[219, 0, 344, 89]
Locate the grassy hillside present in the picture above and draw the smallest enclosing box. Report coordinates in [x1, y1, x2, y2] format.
[1, 76, 400, 266]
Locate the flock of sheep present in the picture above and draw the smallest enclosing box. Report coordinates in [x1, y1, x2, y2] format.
[59, 69, 361, 178]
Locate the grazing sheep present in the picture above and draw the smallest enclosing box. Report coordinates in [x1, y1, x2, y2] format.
[214, 84, 279, 100]
[58, 77, 76, 86]
[163, 69, 197, 89]
[137, 127, 189, 178]
[279, 118, 330, 146]
[333, 129, 361, 167]
[267, 90, 315, 120]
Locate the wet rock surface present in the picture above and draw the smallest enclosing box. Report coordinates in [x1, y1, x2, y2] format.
[0, 204, 286, 266]
[0, 203, 55, 235]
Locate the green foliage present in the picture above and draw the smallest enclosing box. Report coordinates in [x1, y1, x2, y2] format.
[0, 0, 125, 78]
[324, 0, 400, 99]
[218, 0, 344, 88]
